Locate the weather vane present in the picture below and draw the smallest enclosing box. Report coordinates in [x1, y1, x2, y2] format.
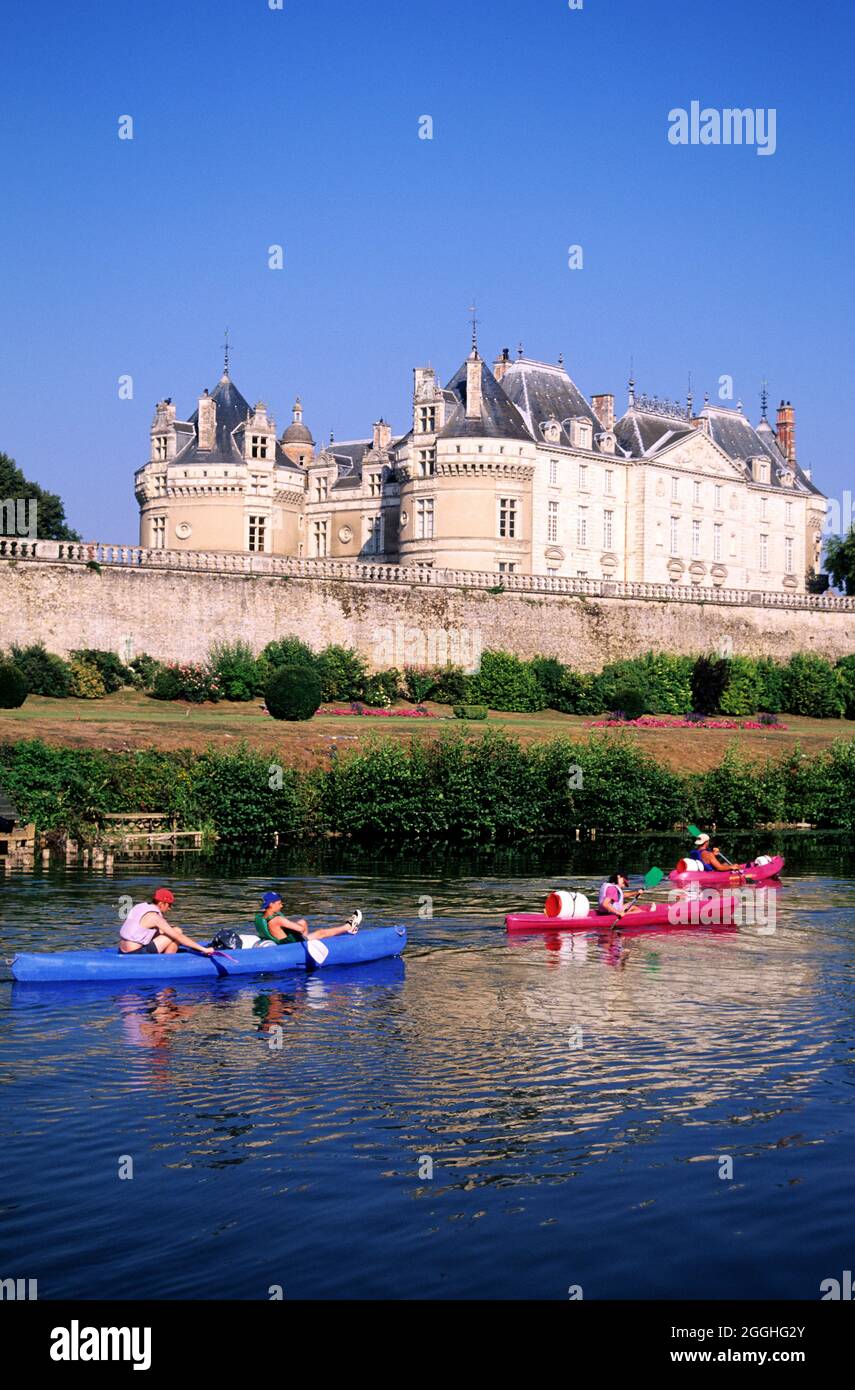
[468, 301, 480, 354]
[222, 328, 231, 376]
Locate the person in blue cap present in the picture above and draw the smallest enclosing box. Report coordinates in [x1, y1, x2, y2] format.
[254, 892, 362, 945]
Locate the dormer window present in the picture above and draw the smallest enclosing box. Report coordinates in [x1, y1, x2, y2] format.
[368, 471, 383, 497]
[251, 435, 269, 460]
[154, 435, 168, 461]
[314, 476, 329, 502]
[418, 406, 436, 434]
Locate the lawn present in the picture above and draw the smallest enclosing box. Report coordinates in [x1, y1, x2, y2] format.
[0, 690, 851, 773]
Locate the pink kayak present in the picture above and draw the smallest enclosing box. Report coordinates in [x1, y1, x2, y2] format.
[506, 893, 743, 934]
[669, 854, 785, 887]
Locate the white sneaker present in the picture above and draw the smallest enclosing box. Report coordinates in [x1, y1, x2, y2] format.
[347, 909, 363, 932]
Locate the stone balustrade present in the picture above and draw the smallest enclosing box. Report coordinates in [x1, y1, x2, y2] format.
[1, 537, 852, 612]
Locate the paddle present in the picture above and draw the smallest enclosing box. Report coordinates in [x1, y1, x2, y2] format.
[687, 823, 702, 839]
[305, 938, 329, 966]
[633, 866, 665, 901]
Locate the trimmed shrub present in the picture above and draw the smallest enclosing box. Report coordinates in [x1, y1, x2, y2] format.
[453, 704, 488, 720]
[9, 643, 72, 698]
[70, 649, 132, 694]
[781, 654, 845, 718]
[528, 656, 566, 709]
[68, 659, 106, 700]
[316, 645, 367, 702]
[468, 650, 545, 712]
[0, 660, 28, 708]
[691, 655, 730, 716]
[265, 663, 322, 721]
[209, 640, 261, 702]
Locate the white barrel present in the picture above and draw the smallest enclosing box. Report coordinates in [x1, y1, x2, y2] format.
[677, 858, 704, 873]
[754, 854, 772, 866]
[545, 890, 590, 918]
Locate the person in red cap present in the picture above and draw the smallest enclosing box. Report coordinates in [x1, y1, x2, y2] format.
[118, 887, 214, 957]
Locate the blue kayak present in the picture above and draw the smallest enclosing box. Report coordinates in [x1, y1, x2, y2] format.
[11, 925, 407, 984]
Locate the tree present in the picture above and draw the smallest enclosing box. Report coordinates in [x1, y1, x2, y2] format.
[0, 451, 80, 541]
[825, 526, 855, 596]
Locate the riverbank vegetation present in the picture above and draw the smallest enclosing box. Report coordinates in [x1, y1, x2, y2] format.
[3, 640, 854, 719]
[1, 732, 853, 844]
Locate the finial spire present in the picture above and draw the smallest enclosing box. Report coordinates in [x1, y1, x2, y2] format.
[760, 378, 769, 420]
[687, 371, 693, 415]
[222, 327, 231, 377]
[628, 357, 636, 407]
[517, 341, 524, 359]
[468, 301, 480, 356]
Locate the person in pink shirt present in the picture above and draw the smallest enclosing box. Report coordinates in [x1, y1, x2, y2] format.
[118, 887, 214, 957]
[596, 873, 645, 921]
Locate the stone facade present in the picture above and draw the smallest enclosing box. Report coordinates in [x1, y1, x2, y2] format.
[135, 346, 827, 594]
[1, 545, 852, 674]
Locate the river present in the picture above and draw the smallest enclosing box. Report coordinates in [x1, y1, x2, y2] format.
[0, 833, 853, 1300]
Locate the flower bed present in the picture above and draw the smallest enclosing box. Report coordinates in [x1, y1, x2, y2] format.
[590, 715, 788, 730]
[328, 704, 432, 718]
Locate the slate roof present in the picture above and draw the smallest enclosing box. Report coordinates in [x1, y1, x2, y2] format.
[173, 374, 303, 474]
[700, 405, 821, 494]
[498, 358, 603, 448]
[327, 440, 404, 489]
[438, 357, 531, 441]
[614, 408, 695, 459]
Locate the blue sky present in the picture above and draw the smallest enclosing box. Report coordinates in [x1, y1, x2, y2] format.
[1, 0, 852, 540]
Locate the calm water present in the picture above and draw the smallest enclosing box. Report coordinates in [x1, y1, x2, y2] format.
[1, 835, 853, 1300]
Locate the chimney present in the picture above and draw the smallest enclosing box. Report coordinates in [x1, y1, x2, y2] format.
[776, 400, 796, 465]
[373, 418, 392, 451]
[493, 347, 512, 382]
[197, 390, 217, 451]
[592, 393, 615, 431]
[466, 353, 482, 420]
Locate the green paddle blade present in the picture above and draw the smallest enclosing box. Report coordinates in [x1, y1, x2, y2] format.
[643, 866, 665, 888]
[687, 824, 702, 839]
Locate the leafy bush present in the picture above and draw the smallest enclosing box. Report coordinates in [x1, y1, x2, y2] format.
[691, 655, 730, 716]
[781, 654, 844, 718]
[68, 659, 106, 700]
[70, 649, 132, 694]
[0, 661, 28, 708]
[608, 677, 649, 721]
[402, 666, 436, 703]
[453, 704, 488, 720]
[262, 636, 317, 672]
[719, 656, 764, 716]
[431, 663, 469, 705]
[528, 656, 566, 708]
[362, 669, 401, 708]
[835, 655, 855, 719]
[9, 643, 72, 698]
[316, 645, 367, 702]
[691, 745, 786, 827]
[468, 650, 545, 712]
[128, 654, 161, 690]
[150, 663, 219, 703]
[265, 663, 322, 721]
[209, 640, 261, 702]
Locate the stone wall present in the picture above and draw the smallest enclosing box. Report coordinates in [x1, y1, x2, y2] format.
[0, 551, 853, 672]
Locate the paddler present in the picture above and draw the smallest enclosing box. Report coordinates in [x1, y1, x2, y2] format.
[595, 872, 645, 920]
[692, 833, 738, 871]
[118, 887, 215, 956]
[255, 892, 362, 944]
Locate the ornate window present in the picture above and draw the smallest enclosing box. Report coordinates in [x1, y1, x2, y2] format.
[154, 435, 168, 461]
[251, 435, 269, 460]
[152, 516, 166, 549]
[418, 450, 436, 478]
[418, 406, 437, 434]
[248, 515, 267, 552]
[498, 497, 517, 539]
[416, 498, 435, 539]
[313, 519, 328, 557]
